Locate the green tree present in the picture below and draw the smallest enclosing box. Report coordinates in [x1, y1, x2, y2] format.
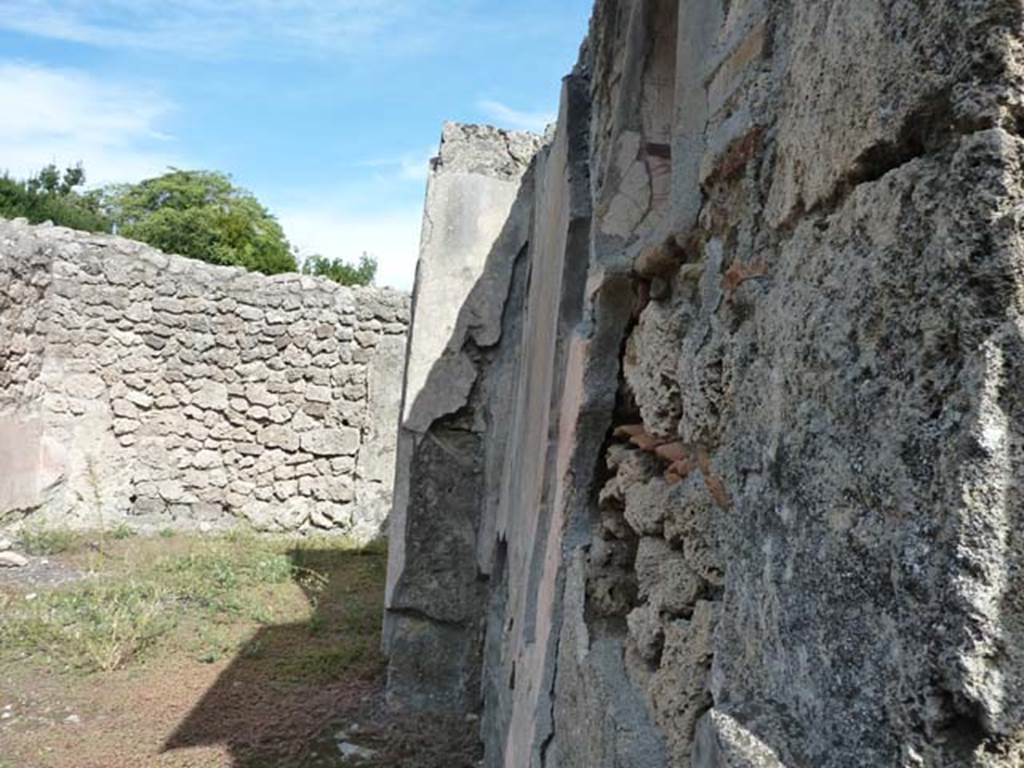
[0, 164, 110, 232]
[301, 252, 377, 287]
[103, 169, 297, 275]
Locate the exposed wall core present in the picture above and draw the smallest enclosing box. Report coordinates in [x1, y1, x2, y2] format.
[0, 218, 409, 539]
[387, 0, 1024, 766]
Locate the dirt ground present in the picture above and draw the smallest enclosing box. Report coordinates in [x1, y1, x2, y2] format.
[0, 534, 481, 768]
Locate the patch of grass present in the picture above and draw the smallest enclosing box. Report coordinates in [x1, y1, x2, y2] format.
[109, 523, 136, 541]
[278, 642, 376, 683]
[191, 623, 240, 664]
[307, 613, 327, 636]
[360, 537, 389, 557]
[279, 545, 387, 682]
[0, 580, 172, 672]
[17, 526, 83, 556]
[153, 542, 295, 619]
[0, 534, 387, 678]
[223, 526, 257, 545]
[158, 527, 175, 539]
[1, 536, 347, 673]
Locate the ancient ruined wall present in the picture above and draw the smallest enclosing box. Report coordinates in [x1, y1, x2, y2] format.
[384, 123, 543, 711]
[0, 218, 409, 539]
[387, 0, 1024, 766]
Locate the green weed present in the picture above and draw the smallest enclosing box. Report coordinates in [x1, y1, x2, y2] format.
[279, 643, 375, 682]
[18, 526, 82, 556]
[109, 523, 136, 541]
[0, 580, 172, 672]
[0, 534, 385, 680]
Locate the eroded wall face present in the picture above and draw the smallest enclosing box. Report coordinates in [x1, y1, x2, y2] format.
[0, 240, 55, 517]
[388, 0, 1024, 766]
[384, 123, 544, 712]
[0, 219, 409, 539]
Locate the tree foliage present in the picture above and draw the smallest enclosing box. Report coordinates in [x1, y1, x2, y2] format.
[103, 169, 297, 275]
[0, 166, 380, 284]
[301, 253, 377, 287]
[0, 164, 110, 232]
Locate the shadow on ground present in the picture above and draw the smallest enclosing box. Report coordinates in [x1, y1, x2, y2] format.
[162, 546, 480, 768]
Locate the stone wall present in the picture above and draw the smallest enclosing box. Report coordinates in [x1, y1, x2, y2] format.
[384, 122, 544, 712]
[386, 1, 1024, 767]
[0, 218, 409, 540]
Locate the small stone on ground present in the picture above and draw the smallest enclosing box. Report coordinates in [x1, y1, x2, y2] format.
[0, 551, 29, 568]
[337, 740, 377, 762]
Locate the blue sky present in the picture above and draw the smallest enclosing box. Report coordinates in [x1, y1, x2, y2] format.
[0, 1, 593, 288]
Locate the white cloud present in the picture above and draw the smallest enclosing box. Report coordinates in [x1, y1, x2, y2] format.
[478, 99, 554, 133]
[279, 203, 424, 291]
[276, 146, 434, 291]
[397, 149, 435, 182]
[0, 0, 450, 58]
[357, 145, 436, 183]
[0, 61, 184, 185]
[0, 58, 426, 289]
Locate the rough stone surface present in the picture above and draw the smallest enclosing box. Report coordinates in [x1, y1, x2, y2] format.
[385, 1, 1024, 766]
[384, 121, 542, 713]
[0, 218, 409, 539]
[0, 551, 28, 568]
